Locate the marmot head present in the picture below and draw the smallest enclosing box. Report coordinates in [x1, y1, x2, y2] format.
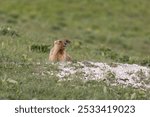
[54, 39, 71, 50]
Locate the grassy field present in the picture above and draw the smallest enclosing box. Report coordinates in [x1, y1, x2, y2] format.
[0, 0, 150, 99]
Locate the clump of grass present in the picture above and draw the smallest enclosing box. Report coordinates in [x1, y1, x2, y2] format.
[105, 71, 116, 83]
[30, 44, 50, 53]
[0, 26, 19, 37]
[140, 57, 150, 67]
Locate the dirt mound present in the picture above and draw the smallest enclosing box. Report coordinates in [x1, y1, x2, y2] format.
[57, 61, 150, 89]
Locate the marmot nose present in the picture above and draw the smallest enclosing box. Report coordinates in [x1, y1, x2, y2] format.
[64, 42, 67, 46]
[64, 40, 71, 46]
[65, 40, 71, 43]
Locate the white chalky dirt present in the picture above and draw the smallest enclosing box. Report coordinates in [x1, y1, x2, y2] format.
[57, 61, 150, 89]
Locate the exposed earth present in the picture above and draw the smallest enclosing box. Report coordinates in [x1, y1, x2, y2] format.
[57, 61, 150, 89]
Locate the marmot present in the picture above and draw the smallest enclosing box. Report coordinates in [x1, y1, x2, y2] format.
[49, 39, 71, 62]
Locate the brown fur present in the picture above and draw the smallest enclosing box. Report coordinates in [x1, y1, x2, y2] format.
[49, 39, 71, 62]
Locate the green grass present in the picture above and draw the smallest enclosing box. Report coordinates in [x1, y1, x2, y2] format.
[0, 0, 150, 99]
